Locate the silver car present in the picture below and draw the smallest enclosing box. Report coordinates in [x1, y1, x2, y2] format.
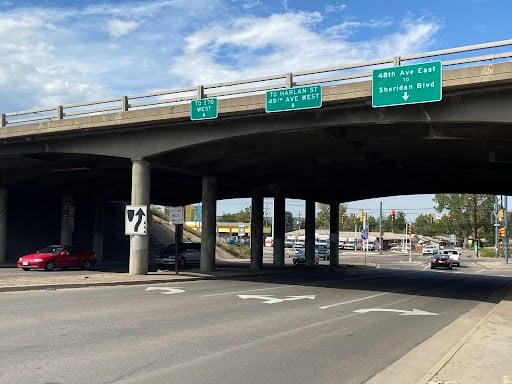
[155, 243, 201, 269]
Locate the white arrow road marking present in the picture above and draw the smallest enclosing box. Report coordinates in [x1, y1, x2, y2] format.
[402, 91, 409, 101]
[146, 287, 185, 295]
[238, 294, 316, 304]
[353, 308, 438, 316]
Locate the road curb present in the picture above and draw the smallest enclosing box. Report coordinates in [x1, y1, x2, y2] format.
[0, 269, 297, 293]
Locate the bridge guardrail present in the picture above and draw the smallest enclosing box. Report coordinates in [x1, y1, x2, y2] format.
[2, 39, 512, 127]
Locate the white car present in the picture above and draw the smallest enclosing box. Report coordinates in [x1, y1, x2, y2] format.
[422, 245, 437, 256]
[441, 249, 461, 267]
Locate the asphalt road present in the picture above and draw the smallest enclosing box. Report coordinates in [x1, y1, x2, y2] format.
[1, 266, 511, 384]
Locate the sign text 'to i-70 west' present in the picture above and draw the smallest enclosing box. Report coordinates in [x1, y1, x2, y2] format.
[372, 61, 442, 108]
[266, 85, 322, 113]
[190, 97, 218, 120]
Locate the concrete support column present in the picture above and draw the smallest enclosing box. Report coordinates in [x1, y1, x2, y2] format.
[129, 160, 150, 275]
[305, 200, 316, 267]
[329, 202, 340, 268]
[60, 193, 74, 245]
[200, 176, 217, 272]
[0, 189, 6, 263]
[250, 190, 264, 269]
[92, 201, 105, 262]
[273, 195, 285, 268]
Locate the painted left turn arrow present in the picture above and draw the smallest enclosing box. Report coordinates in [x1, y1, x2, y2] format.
[353, 308, 438, 316]
[146, 287, 185, 295]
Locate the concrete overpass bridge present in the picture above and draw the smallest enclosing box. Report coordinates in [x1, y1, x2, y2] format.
[1, 40, 512, 273]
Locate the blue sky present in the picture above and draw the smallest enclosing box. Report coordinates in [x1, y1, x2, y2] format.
[1, 0, 510, 220]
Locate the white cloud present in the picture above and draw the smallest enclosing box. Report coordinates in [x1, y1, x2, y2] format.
[0, 1, 442, 114]
[325, 4, 347, 13]
[170, 11, 440, 86]
[105, 19, 140, 37]
[326, 18, 393, 38]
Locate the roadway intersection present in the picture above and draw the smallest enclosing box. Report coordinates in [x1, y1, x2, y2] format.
[1, 263, 511, 384]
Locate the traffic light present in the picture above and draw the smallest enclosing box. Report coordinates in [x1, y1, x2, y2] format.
[391, 209, 395, 222]
[365, 213, 369, 222]
[407, 223, 412, 235]
[499, 227, 506, 238]
[352, 214, 356, 224]
[499, 209, 504, 222]
[359, 210, 364, 221]
[340, 215, 345, 225]
[430, 214, 434, 224]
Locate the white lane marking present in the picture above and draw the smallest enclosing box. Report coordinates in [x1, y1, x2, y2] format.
[145, 287, 185, 295]
[475, 268, 485, 274]
[353, 308, 438, 316]
[319, 291, 391, 309]
[422, 265, 430, 271]
[200, 285, 293, 297]
[238, 294, 316, 304]
[202, 270, 412, 299]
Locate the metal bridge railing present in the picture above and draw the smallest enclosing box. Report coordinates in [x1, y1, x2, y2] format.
[2, 39, 512, 127]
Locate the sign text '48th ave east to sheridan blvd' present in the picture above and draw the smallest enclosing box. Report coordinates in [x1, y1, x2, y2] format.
[372, 61, 442, 108]
[266, 85, 322, 113]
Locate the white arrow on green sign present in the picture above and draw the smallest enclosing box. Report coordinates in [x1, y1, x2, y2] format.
[266, 85, 322, 113]
[372, 61, 442, 108]
[190, 97, 218, 120]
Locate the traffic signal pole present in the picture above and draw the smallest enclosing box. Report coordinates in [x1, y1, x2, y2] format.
[505, 196, 509, 264]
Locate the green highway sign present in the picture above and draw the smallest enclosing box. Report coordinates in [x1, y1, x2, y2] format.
[190, 98, 218, 120]
[372, 61, 442, 108]
[266, 85, 322, 113]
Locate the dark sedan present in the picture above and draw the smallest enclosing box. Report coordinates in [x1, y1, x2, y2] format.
[431, 254, 452, 270]
[292, 249, 319, 265]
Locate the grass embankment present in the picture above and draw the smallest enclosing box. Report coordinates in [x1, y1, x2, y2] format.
[150, 207, 248, 259]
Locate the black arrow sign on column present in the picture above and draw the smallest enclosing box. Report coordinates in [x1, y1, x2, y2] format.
[134, 208, 146, 233]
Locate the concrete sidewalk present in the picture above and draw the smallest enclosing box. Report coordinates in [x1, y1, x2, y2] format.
[2, 261, 512, 383]
[422, 287, 512, 384]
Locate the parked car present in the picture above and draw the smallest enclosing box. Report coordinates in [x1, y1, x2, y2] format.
[225, 237, 241, 246]
[315, 243, 330, 260]
[431, 254, 453, 270]
[292, 249, 319, 265]
[155, 242, 201, 269]
[440, 249, 461, 267]
[17, 245, 96, 271]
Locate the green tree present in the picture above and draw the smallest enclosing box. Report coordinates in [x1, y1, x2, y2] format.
[316, 203, 330, 229]
[433, 194, 496, 248]
[219, 207, 251, 223]
[285, 211, 295, 233]
[413, 214, 437, 236]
